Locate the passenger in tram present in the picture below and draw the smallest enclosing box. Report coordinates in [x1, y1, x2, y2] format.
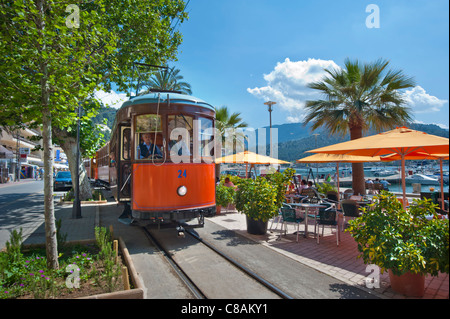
[138, 133, 163, 159]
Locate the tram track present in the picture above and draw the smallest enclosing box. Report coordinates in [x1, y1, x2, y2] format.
[141, 224, 292, 299]
[141, 225, 206, 299]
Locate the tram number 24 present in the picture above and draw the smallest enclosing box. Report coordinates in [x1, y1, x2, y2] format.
[177, 169, 187, 178]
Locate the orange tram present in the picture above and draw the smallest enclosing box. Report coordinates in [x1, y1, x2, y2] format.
[85, 91, 216, 228]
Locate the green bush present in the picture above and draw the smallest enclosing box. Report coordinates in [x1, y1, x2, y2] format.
[215, 183, 235, 207]
[346, 191, 449, 276]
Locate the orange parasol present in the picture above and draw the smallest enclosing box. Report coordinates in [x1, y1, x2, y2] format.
[308, 127, 449, 206]
[297, 153, 382, 195]
[381, 151, 449, 210]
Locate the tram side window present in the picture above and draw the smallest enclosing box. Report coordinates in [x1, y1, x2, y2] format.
[198, 117, 214, 158]
[135, 114, 163, 160]
[168, 115, 193, 158]
[121, 127, 131, 160]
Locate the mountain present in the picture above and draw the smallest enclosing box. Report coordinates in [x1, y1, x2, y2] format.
[274, 123, 449, 162]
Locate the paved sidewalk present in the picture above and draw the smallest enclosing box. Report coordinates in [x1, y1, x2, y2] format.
[22, 202, 99, 246]
[207, 209, 449, 300]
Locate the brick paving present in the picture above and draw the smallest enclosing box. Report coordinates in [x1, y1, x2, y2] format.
[207, 209, 449, 299]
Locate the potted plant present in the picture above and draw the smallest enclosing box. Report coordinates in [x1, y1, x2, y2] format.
[346, 191, 449, 297]
[235, 169, 295, 235]
[215, 183, 235, 215]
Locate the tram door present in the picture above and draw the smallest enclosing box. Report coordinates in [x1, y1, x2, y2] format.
[118, 126, 132, 201]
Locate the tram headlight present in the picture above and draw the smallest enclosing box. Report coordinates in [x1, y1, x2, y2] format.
[177, 185, 187, 196]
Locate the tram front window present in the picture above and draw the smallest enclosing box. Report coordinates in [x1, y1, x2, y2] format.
[168, 115, 193, 161]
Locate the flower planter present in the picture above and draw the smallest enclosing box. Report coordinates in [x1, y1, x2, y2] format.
[216, 205, 222, 215]
[246, 216, 268, 235]
[388, 270, 425, 297]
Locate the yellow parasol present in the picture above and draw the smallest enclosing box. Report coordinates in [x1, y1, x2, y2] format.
[308, 127, 449, 206]
[215, 150, 290, 177]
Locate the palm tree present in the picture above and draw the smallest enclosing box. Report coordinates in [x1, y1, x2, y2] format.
[141, 67, 192, 95]
[214, 105, 248, 177]
[303, 58, 415, 195]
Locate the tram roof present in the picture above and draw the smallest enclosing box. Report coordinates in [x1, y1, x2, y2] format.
[120, 92, 214, 111]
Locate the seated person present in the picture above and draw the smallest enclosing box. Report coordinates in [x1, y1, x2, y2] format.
[299, 179, 308, 191]
[379, 178, 391, 190]
[138, 133, 162, 159]
[223, 177, 236, 188]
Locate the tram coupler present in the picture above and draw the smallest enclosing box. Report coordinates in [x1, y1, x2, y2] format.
[176, 225, 185, 238]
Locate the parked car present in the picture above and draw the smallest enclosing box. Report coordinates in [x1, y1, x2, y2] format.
[53, 171, 72, 191]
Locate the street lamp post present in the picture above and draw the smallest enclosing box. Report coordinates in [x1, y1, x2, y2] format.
[264, 101, 276, 157]
[72, 104, 82, 219]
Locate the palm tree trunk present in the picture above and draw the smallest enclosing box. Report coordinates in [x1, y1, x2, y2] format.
[350, 126, 366, 195]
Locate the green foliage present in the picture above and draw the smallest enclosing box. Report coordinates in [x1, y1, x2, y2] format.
[0, 230, 96, 299]
[5, 228, 23, 264]
[346, 191, 449, 276]
[95, 226, 121, 292]
[235, 177, 278, 223]
[215, 183, 236, 207]
[316, 182, 337, 194]
[266, 168, 295, 208]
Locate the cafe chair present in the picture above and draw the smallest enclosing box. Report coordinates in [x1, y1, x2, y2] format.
[316, 208, 340, 246]
[340, 199, 361, 231]
[269, 206, 284, 232]
[343, 189, 354, 199]
[280, 203, 305, 242]
[300, 188, 322, 204]
[326, 191, 339, 202]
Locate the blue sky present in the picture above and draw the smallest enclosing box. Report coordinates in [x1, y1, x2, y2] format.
[101, 0, 449, 131]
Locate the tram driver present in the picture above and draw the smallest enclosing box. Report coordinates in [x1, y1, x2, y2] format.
[138, 133, 163, 159]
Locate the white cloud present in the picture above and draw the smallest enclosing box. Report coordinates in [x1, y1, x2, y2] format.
[247, 58, 341, 113]
[402, 86, 448, 114]
[94, 89, 131, 109]
[248, 59, 448, 126]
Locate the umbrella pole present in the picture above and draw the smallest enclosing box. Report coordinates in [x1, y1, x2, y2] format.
[440, 158, 444, 210]
[401, 154, 407, 208]
[336, 163, 340, 197]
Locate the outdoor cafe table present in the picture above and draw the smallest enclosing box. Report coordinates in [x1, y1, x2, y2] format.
[289, 203, 326, 238]
[285, 194, 305, 203]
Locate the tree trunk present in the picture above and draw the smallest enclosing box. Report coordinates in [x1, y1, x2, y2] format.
[42, 108, 59, 269]
[54, 127, 93, 200]
[37, 0, 59, 270]
[349, 126, 366, 196]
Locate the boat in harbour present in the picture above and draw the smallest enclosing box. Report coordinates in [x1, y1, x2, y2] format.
[405, 174, 440, 185]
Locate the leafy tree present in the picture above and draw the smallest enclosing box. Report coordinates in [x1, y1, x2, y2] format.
[0, 0, 187, 269]
[303, 58, 415, 195]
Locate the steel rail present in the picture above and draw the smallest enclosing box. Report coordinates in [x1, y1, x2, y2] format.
[185, 229, 294, 300]
[141, 226, 207, 299]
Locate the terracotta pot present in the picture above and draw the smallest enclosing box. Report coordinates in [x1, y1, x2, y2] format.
[216, 205, 222, 215]
[388, 270, 425, 297]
